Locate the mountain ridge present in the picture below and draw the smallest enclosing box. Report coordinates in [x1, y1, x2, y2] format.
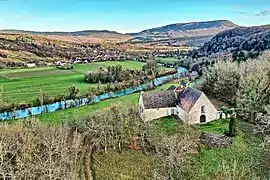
[130, 20, 237, 35]
[0, 20, 238, 45]
[0, 29, 124, 36]
[128, 20, 238, 45]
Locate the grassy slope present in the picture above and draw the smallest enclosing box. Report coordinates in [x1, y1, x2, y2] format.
[193, 120, 261, 179]
[0, 61, 144, 103]
[93, 118, 261, 179]
[95, 150, 160, 179]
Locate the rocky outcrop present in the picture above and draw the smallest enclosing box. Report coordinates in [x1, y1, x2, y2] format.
[200, 132, 232, 147]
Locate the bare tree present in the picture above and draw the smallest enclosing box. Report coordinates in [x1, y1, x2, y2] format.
[237, 55, 270, 123]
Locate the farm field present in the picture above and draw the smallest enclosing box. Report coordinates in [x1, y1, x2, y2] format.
[0, 61, 146, 103]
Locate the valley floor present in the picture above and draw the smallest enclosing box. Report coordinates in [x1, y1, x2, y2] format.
[0, 61, 146, 103]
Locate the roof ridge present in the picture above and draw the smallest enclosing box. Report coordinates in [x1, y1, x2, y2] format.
[184, 87, 203, 94]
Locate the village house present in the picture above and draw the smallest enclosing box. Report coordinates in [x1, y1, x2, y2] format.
[139, 86, 220, 124]
[26, 63, 36, 68]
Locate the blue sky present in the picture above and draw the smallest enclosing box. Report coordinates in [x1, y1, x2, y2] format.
[0, 0, 269, 33]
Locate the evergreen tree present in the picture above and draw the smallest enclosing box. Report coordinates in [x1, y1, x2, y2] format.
[228, 114, 238, 137]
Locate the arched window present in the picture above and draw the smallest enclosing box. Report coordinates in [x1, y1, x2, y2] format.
[200, 115, 206, 123]
[201, 106, 206, 113]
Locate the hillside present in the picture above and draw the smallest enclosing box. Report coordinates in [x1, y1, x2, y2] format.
[0, 33, 186, 68]
[0, 33, 132, 67]
[129, 20, 238, 45]
[191, 25, 270, 58]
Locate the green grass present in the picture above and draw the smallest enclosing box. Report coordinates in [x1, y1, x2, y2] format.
[1, 73, 100, 103]
[193, 133, 260, 179]
[151, 116, 183, 135]
[146, 117, 262, 179]
[73, 60, 143, 74]
[1, 68, 75, 79]
[95, 150, 159, 179]
[199, 119, 230, 134]
[191, 120, 262, 179]
[0, 61, 145, 103]
[0, 66, 55, 74]
[38, 92, 140, 124]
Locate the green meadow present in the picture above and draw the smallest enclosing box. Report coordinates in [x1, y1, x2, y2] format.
[0, 61, 145, 103]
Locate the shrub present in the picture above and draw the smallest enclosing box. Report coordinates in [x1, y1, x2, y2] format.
[68, 85, 80, 100]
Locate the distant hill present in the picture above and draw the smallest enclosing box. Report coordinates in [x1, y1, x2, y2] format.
[0, 29, 122, 36]
[191, 25, 270, 58]
[128, 20, 238, 45]
[0, 30, 132, 43]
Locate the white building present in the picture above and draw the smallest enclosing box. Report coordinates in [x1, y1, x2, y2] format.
[139, 86, 220, 124]
[26, 63, 36, 68]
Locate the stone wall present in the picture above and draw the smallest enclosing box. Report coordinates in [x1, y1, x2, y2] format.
[176, 106, 188, 122]
[200, 133, 232, 147]
[140, 107, 177, 122]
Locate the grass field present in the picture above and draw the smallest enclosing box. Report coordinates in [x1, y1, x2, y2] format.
[0, 67, 75, 79]
[0, 61, 145, 103]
